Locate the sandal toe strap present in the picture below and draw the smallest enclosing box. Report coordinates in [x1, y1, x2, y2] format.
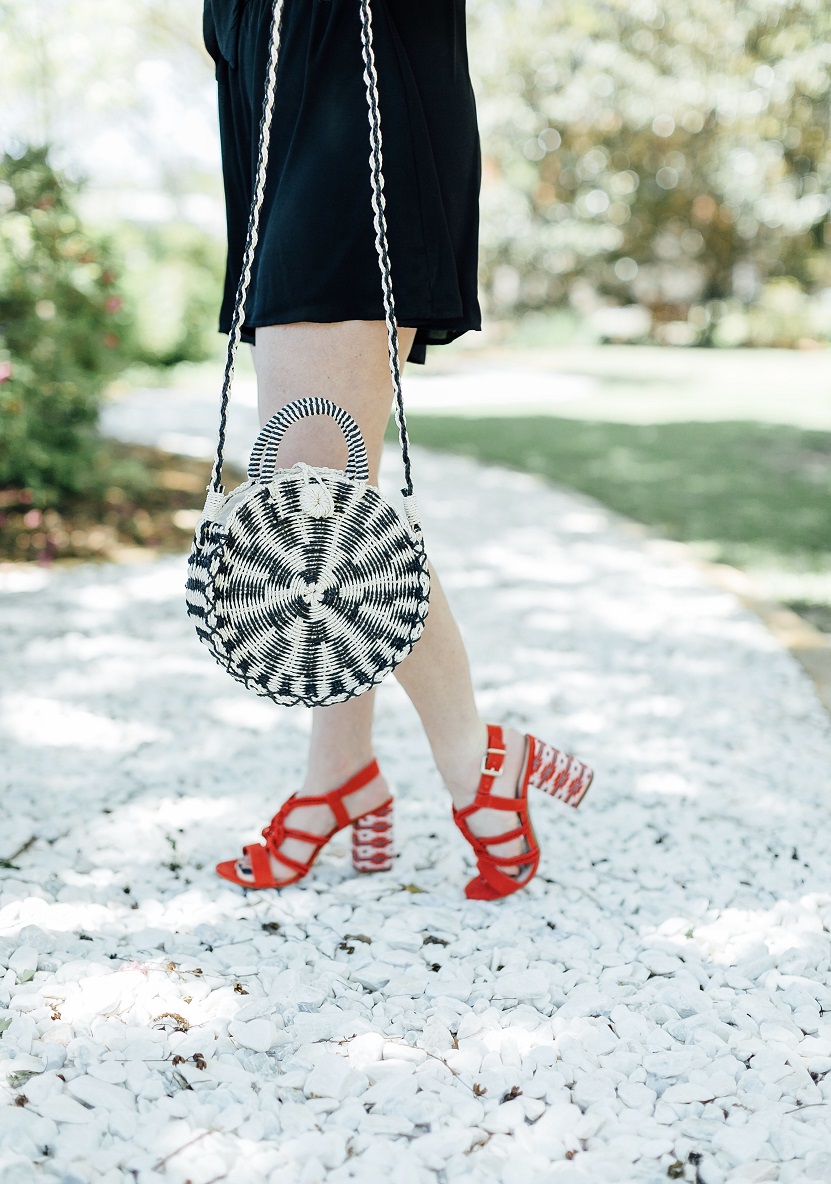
[242, 841, 280, 887]
[477, 852, 539, 896]
[244, 840, 307, 884]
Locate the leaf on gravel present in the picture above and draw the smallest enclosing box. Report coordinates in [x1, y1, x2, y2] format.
[8, 1071, 40, 1089]
[344, 934, 372, 944]
[402, 883, 427, 894]
[17, 969, 35, 984]
[153, 1012, 190, 1032]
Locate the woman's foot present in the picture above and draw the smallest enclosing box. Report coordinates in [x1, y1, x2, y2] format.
[229, 764, 392, 886]
[448, 723, 593, 899]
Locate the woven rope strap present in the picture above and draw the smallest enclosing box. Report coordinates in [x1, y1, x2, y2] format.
[207, 0, 418, 520]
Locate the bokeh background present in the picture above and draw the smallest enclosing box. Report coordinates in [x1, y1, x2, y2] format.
[1, 0, 830, 634]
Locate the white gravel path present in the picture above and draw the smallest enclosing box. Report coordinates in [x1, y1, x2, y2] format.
[2, 386, 831, 1184]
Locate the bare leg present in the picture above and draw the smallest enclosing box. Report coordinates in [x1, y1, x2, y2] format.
[233, 320, 527, 883]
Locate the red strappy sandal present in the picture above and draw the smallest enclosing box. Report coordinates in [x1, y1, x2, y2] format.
[216, 759, 394, 888]
[452, 724, 593, 900]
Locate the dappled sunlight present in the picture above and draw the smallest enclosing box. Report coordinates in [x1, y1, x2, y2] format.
[207, 698, 282, 734]
[0, 695, 163, 753]
[3, 448, 831, 1182]
[654, 894, 831, 973]
[634, 772, 695, 798]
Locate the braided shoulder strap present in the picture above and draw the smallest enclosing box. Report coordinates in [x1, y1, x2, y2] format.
[206, 0, 421, 530]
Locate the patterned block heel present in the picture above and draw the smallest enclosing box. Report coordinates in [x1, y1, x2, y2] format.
[216, 759, 392, 889]
[453, 724, 593, 901]
[352, 800, 395, 873]
[526, 737, 593, 808]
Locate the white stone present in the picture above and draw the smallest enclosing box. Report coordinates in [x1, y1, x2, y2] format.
[67, 1076, 136, 1112]
[20, 1073, 62, 1105]
[456, 1013, 483, 1041]
[348, 963, 395, 990]
[417, 1018, 455, 1055]
[0, 1158, 42, 1184]
[347, 1033, 385, 1069]
[617, 1081, 657, 1109]
[34, 1096, 94, 1124]
[228, 1018, 278, 1053]
[424, 979, 475, 1001]
[642, 1049, 706, 1077]
[15, 926, 53, 954]
[662, 1081, 719, 1104]
[384, 973, 429, 997]
[571, 1072, 618, 1109]
[805, 1152, 831, 1180]
[480, 1098, 526, 1134]
[492, 970, 549, 1001]
[712, 1122, 770, 1166]
[304, 1054, 356, 1101]
[730, 1165, 778, 1183]
[382, 1043, 426, 1064]
[9, 991, 44, 1013]
[8, 947, 38, 984]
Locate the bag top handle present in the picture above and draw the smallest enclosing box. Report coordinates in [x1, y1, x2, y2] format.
[248, 397, 371, 483]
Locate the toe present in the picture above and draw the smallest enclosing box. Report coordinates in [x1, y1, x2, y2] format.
[215, 859, 248, 885]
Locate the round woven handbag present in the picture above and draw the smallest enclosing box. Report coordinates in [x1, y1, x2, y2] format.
[185, 0, 430, 707]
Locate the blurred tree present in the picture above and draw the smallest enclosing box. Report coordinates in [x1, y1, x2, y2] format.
[116, 221, 226, 367]
[0, 0, 214, 218]
[468, 0, 831, 340]
[0, 146, 134, 502]
[2, 1, 829, 346]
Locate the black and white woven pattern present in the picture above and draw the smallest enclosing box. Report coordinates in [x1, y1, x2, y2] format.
[248, 397, 370, 482]
[186, 0, 431, 708]
[186, 399, 429, 706]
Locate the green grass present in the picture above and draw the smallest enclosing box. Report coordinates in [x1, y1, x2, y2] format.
[397, 415, 831, 628]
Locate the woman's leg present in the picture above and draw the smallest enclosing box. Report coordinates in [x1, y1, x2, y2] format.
[234, 319, 526, 883]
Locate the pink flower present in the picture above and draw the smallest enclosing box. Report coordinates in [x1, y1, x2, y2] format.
[105, 295, 122, 314]
[0, 361, 11, 384]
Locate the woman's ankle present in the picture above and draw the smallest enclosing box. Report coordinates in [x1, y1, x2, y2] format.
[301, 751, 377, 794]
[434, 720, 489, 807]
[441, 724, 527, 808]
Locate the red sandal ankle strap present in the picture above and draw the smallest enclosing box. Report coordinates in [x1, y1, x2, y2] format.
[274, 759, 382, 831]
[324, 758, 380, 828]
[478, 724, 507, 785]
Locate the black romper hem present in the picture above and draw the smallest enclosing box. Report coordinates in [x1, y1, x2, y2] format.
[205, 0, 482, 367]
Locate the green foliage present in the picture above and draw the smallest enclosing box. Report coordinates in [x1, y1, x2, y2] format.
[469, 0, 831, 342]
[116, 221, 225, 368]
[0, 146, 134, 503]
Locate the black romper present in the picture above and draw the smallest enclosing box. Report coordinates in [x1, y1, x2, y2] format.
[203, 0, 482, 364]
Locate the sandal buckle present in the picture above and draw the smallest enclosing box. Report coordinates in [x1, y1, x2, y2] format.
[480, 747, 506, 777]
